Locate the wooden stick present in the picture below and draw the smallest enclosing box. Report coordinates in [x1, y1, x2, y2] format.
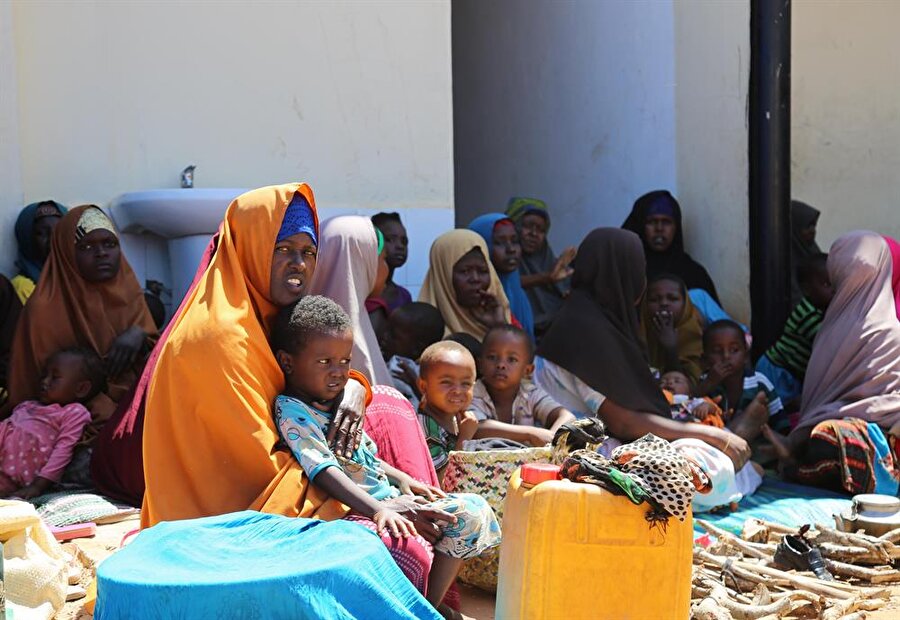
[696, 560, 787, 592]
[816, 542, 888, 565]
[745, 518, 795, 535]
[813, 524, 893, 562]
[822, 596, 886, 620]
[824, 559, 900, 584]
[703, 583, 822, 620]
[878, 528, 900, 544]
[698, 550, 854, 600]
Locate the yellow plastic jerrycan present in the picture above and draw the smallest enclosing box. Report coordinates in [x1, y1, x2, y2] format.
[496, 464, 693, 619]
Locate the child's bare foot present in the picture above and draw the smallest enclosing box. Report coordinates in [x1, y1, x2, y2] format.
[760, 424, 798, 477]
[760, 424, 791, 461]
[727, 392, 769, 442]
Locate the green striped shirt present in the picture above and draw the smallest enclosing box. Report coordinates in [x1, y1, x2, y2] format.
[765, 297, 824, 378]
[418, 411, 455, 471]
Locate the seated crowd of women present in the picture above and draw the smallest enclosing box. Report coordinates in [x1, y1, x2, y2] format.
[2, 185, 899, 617]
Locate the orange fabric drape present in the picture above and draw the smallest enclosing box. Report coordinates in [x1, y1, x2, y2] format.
[2, 205, 157, 422]
[142, 183, 359, 527]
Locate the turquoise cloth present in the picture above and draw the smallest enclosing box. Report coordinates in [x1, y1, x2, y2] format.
[96, 511, 440, 620]
[693, 476, 851, 536]
[867, 422, 899, 496]
[688, 288, 748, 332]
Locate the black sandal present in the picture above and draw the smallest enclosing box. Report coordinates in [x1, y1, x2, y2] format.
[773, 525, 834, 581]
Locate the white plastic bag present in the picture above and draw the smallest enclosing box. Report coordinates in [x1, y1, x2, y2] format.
[0, 499, 67, 619]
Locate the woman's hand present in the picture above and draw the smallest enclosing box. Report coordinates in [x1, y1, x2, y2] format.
[399, 477, 447, 502]
[706, 427, 751, 471]
[549, 247, 577, 283]
[329, 379, 367, 458]
[373, 507, 417, 538]
[105, 326, 146, 379]
[382, 496, 456, 544]
[471, 291, 506, 328]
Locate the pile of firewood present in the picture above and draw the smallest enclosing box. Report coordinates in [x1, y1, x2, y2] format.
[691, 518, 900, 620]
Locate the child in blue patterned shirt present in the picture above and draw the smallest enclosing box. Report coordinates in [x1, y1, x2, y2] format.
[271, 295, 500, 612]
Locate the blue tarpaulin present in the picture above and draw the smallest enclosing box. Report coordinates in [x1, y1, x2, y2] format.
[694, 476, 851, 536]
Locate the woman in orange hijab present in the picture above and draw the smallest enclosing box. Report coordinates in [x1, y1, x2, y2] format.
[141, 185, 458, 603]
[141, 183, 377, 525]
[2, 205, 158, 431]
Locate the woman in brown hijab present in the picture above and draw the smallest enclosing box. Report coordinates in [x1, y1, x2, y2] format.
[2, 206, 158, 450]
[534, 228, 749, 468]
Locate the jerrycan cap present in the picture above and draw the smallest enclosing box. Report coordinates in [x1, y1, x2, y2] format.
[521, 463, 560, 486]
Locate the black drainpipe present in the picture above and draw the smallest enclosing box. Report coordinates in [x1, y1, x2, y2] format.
[749, 0, 792, 359]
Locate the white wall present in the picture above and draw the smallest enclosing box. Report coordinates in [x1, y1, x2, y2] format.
[0, 0, 24, 273]
[792, 1, 900, 248]
[2, 0, 453, 277]
[453, 0, 750, 320]
[674, 1, 750, 321]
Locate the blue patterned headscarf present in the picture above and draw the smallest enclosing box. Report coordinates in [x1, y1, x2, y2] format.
[468, 213, 535, 341]
[277, 192, 317, 245]
[14, 200, 67, 282]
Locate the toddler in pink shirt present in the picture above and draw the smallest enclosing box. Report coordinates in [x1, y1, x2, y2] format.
[1, 347, 104, 499]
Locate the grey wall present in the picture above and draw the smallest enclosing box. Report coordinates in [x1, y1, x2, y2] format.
[452, 0, 677, 244]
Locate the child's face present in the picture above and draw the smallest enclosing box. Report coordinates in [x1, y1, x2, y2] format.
[379, 220, 408, 269]
[479, 331, 533, 392]
[417, 351, 476, 416]
[704, 328, 747, 376]
[802, 269, 835, 311]
[33, 215, 61, 262]
[490, 221, 522, 275]
[646, 279, 685, 319]
[452, 250, 491, 308]
[39, 352, 91, 405]
[384, 314, 423, 361]
[278, 329, 353, 403]
[660, 371, 691, 396]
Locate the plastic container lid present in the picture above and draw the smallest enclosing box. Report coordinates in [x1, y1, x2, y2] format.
[521, 463, 561, 486]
